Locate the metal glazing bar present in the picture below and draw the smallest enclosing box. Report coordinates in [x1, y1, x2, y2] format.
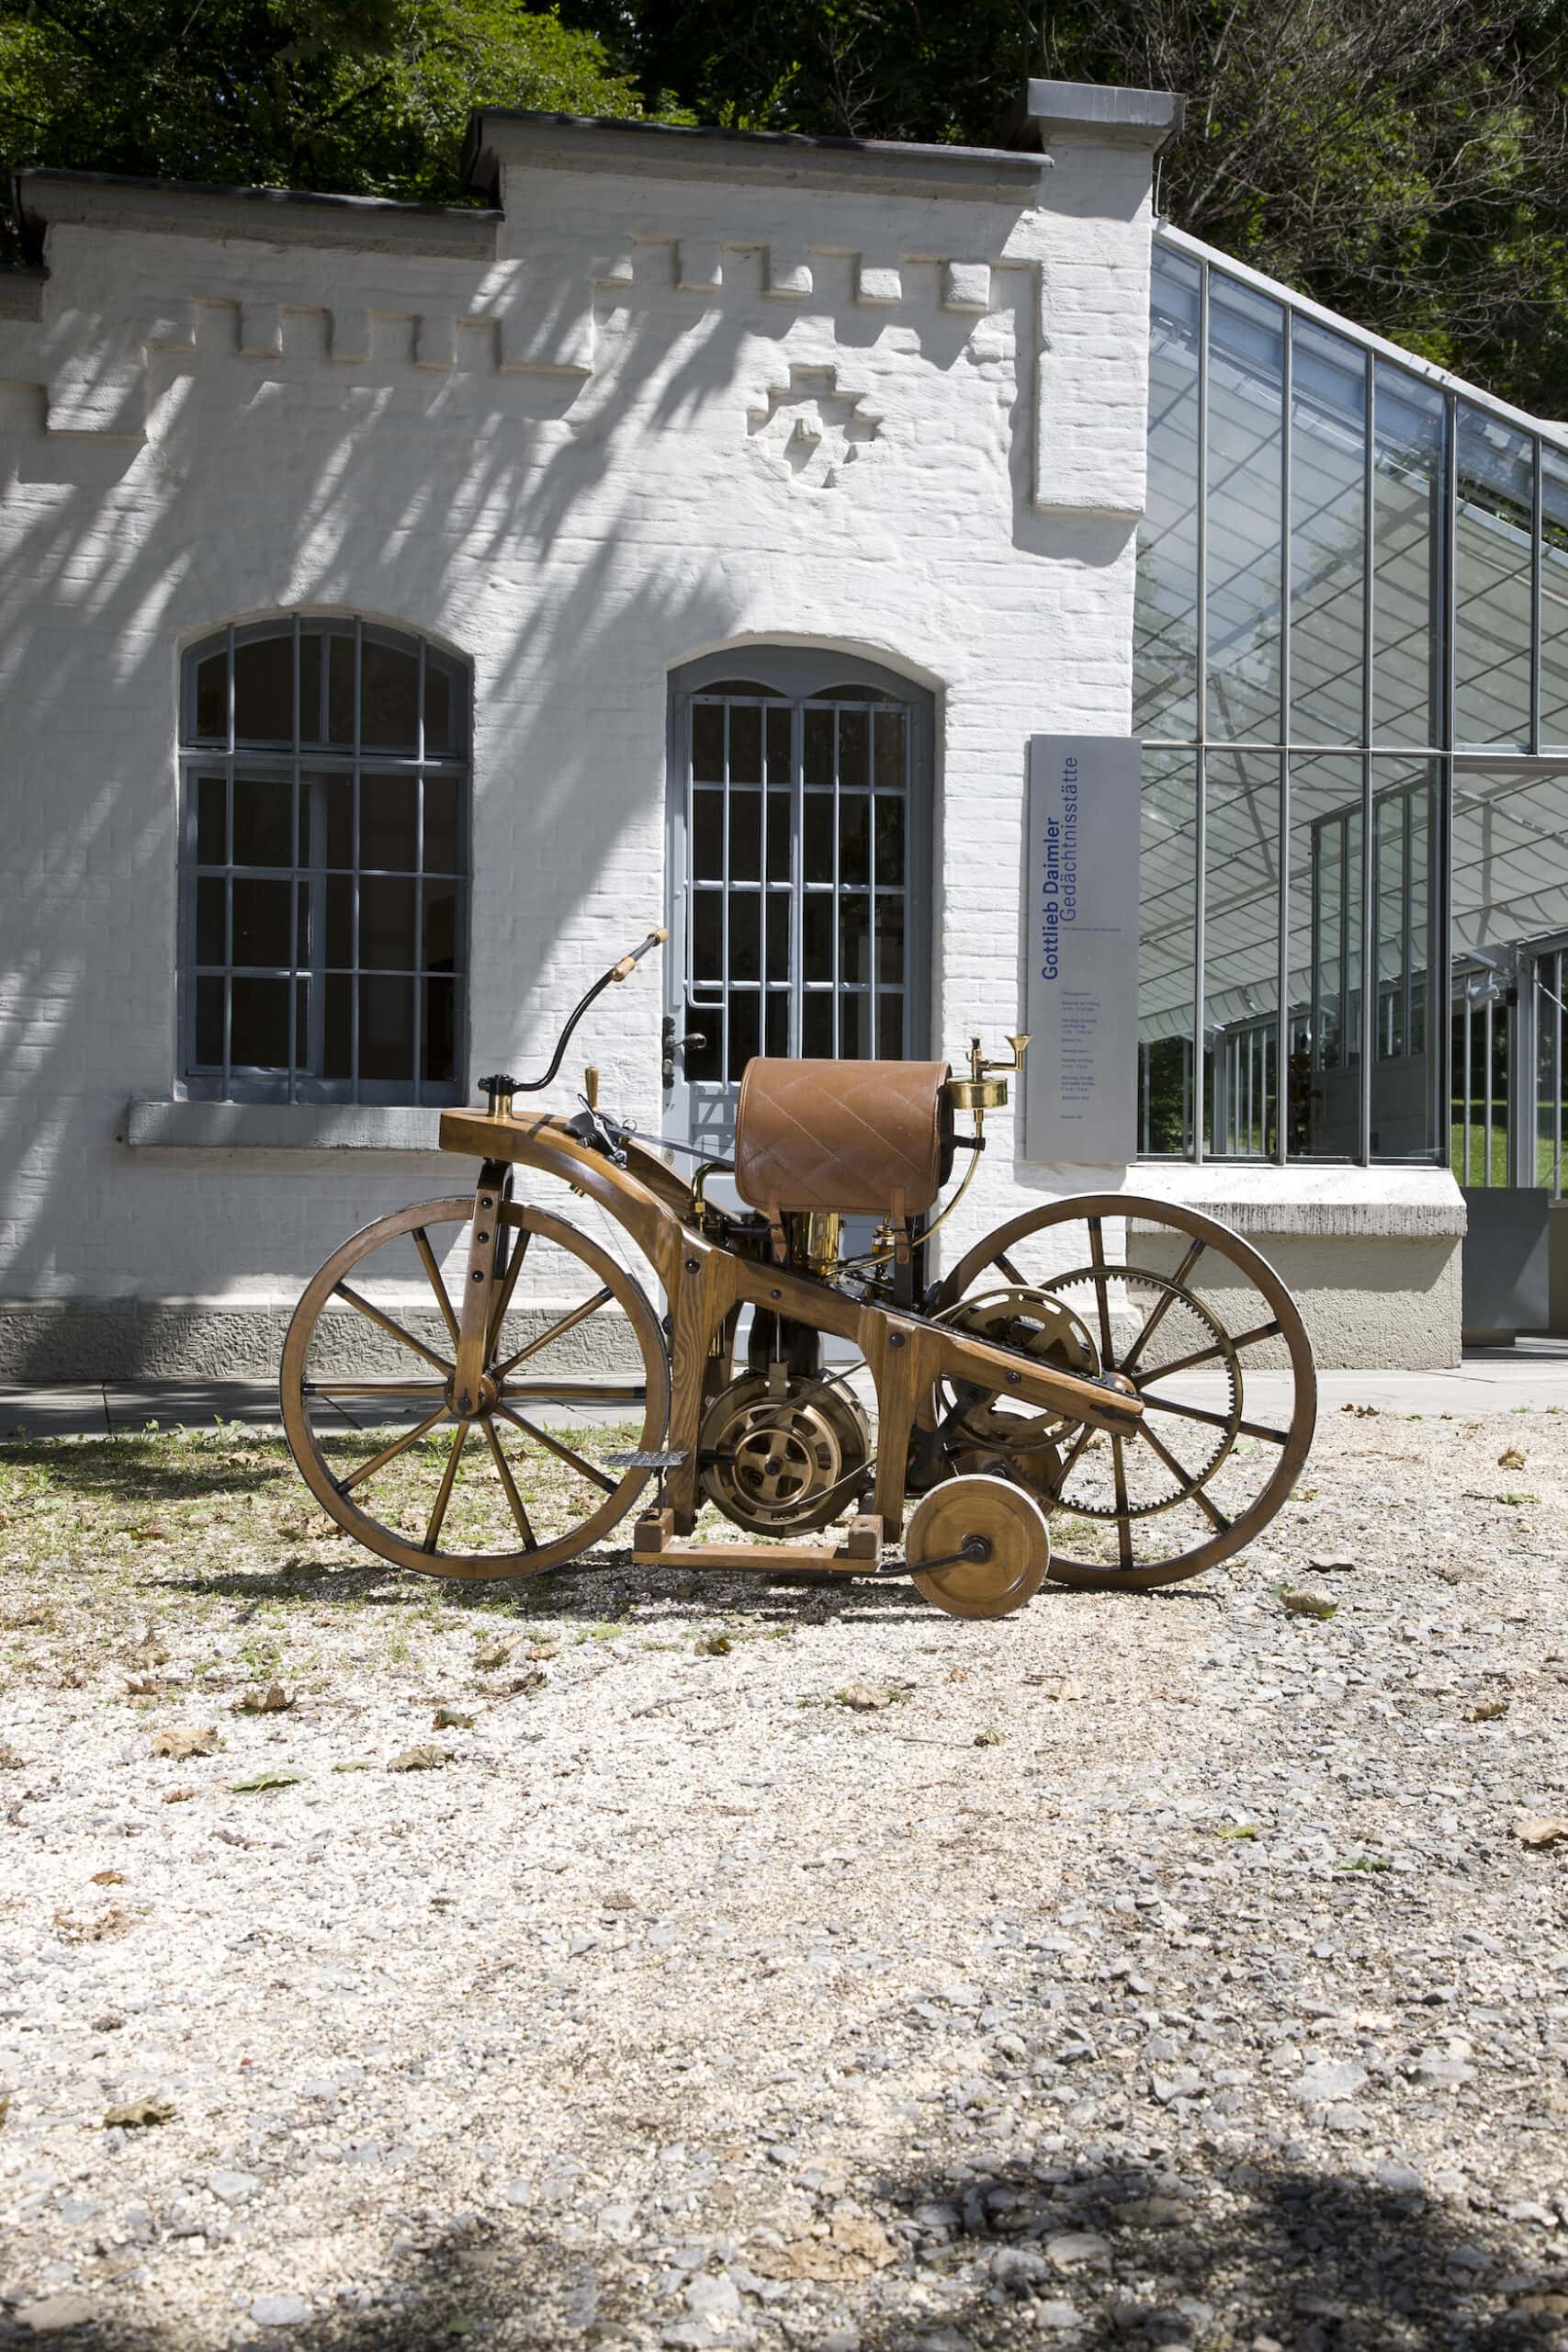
[721, 703, 731, 1077]
[1191, 257, 1210, 1163]
[1276, 747, 1288, 1163]
[831, 705, 841, 1056]
[1532, 432, 1544, 757]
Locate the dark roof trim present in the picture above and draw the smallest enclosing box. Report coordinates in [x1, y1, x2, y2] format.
[12, 169, 501, 262]
[462, 108, 1050, 206]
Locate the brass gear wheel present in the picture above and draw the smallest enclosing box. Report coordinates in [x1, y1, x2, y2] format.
[934, 1286, 1098, 1493]
[698, 1374, 871, 1536]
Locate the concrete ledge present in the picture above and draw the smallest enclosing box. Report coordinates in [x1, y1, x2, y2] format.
[1133, 1201, 1467, 1241]
[124, 1099, 446, 1151]
[14, 170, 502, 260]
[1022, 79, 1185, 149]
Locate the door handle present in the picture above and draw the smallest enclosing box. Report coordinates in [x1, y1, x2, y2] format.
[660, 1014, 708, 1088]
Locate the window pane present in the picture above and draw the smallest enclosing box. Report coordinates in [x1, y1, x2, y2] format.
[299, 633, 322, 742]
[766, 706, 791, 781]
[423, 979, 456, 1084]
[311, 774, 352, 868]
[195, 652, 228, 741]
[196, 876, 226, 965]
[874, 707, 907, 791]
[325, 876, 353, 967]
[766, 992, 789, 1056]
[359, 977, 413, 1080]
[878, 993, 904, 1057]
[360, 639, 420, 750]
[729, 893, 761, 983]
[195, 976, 224, 1065]
[803, 993, 832, 1056]
[839, 709, 870, 789]
[323, 974, 353, 1080]
[874, 796, 905, 888]
[1542, 445, 1568, 751]
[360, 876, 416, 970]
[1138, 750, 1197, 1156]
[423, 879, 458, 974]
[1372, 367, 1445, 747]
[231, 878, 291, 967]
[232, 635, 294, 743]
[232, 775, 291, 868]
[840, 793, 869, 887]
[1452, 769, 1568, 969]
[1455, 404, 1533, 749]
[692, 890, 722, 982]
[803, 895, 832, 982]
[1371, 762, 1438, 1158]
[877, 896, 904, 985]
[692, 704, 723, 782]
[231, 977, 289, 1068]
[1135, 245, 1201, 741]
[766, 792, 791, 882]
[326, 631, 355, 744]
[840, 992, 871, 1057]
[729, 789, 761, 879]
[360, 774, 418, 870]
[423, 775, 459, 873]
[197, 776, 227, 865]
[1205, 277, 1284, 744]
[766, 893, 790, 982]
[728, 990, 760, 1080]
[839, 893, 870, 987]
[728, 705, 762, 783]
[803, 795, 833, 884]
[691, 790, 723, 882]
[424, 662, 454, 755]
[804, 707, 833, 785]
[1287, 754, 1363, 1157]
[1290, 318, 1367, 746]
[1203, 750, 1280, 1157]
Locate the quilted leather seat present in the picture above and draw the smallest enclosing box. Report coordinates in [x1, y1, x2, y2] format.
[733, 1058, 954, 1223]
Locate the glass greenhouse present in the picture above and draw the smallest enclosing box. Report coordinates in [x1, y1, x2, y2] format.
[1136, 228, 1568, 1193]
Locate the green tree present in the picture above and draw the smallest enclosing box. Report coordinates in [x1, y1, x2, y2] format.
[0, 0, 639, 216]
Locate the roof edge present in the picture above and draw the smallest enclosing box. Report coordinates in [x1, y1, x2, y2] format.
[461, 108, 1050, 205]
[12, 168, 501, 262]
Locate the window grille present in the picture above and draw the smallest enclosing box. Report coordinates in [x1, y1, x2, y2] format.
[177, 617, 468, 1104]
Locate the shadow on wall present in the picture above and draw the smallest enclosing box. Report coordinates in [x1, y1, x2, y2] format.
[0, 232, 1131, 1317]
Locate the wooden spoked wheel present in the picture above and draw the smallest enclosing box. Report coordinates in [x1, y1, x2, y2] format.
[906, 1475, 1051, 1620]
[280, 1198, 668, 1580]
[931, 1196, 1316, 1590]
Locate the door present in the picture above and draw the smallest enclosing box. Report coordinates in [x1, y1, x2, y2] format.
[665, 650, 933, 1157]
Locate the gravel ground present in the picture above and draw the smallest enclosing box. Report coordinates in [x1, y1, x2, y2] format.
[2, 1407, 1567, 2352]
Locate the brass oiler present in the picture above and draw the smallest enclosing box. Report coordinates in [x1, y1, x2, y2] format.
[945, 1033, 1031, 1116]
[789, 1211, 843, 1278]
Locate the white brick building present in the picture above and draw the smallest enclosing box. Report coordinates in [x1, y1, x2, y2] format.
[9, 77, 1553, 1376]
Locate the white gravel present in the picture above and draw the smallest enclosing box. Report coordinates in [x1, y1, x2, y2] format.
[3, 1406, 1568, 2350]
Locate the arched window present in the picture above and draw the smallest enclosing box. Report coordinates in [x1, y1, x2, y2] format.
[666, 648, 933, 1152]
[178, 617, 469, 1104]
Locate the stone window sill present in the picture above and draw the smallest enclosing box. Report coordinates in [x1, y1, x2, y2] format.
[123, 1099, 446, 1151]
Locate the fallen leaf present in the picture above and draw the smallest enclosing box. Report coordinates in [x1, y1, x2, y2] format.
[125, 1675, 180, 1697]
[1466, 1697, 1510, 1723]
[0, 1741, 23, 1770]
[526, 1642, 560, 1661]
[829, 2214, 897, 2267]
[1279, 1589, 1337, 1621]
[332, 1760, 371, 1774]
[1339, 1402, 1379, 1418]
[694, 1633, 732, 1657]
[836, 1683, 893, 1711]
[949, 1666, 970, 1683]
[1335, 1854, 1392, 1873]
[104, 2095, 174, 2129]
[974, 1727, 1007, 1747]
[388, 1745, 450, 1772]
[750, 2215, 895, 2284]
[127, 1527, 167, 1542]
[1499, 1445, 1528, 1470]
[1307, 1556, 1356, 1575]
[502, 1669, 547, 1697]
[1513, 1814, 1568, 1849]
[162, 1787, 198, 1804]
[474, 1634, 523, 1670]
[55, 1905, 130, 1943]
[152, 1725, 218, 1758]
[433, 1707, 475, 1730]
[232, 1683, 293, 1714]
[1213, 1825, 1258, 1840]
[90, 1870, 126, 1886]
[230, 1770, 306, 1793]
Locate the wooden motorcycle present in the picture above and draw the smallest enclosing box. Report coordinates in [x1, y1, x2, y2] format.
[281, 932, 1316, 1616]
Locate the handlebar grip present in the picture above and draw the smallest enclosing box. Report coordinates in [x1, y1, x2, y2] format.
[611, 928, 669, 982]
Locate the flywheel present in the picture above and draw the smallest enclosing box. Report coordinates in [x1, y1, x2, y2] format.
[698, 1374, 871, 1535]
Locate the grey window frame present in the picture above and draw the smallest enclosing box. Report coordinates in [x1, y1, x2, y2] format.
[665, 647, 934, 1149]
[176, 615, 471, 1106]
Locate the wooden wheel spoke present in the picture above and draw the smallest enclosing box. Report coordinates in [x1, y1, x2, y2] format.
[1133, 1319, 1281, 1387]
[333, 1282, 453, 1376]
[339, 1406, 449, 1495]
[996, 1251, 1028, 1286]
[1141, 1391, 1290, 1444]
[307, 1380, 446, 1397]
[1119, 1239, 1206, 1374]
[483, 1419, 536, 1549]
[485, 1228, 531, 1361]
[1054, 1422, 1094, 1491]
[494, 1286, 614, 1381]
[412, 1227, 461, 1350]
[423, 1421, 469, 1552]
[1111, 1436, 1134, 1566]
[1087, 1218, 1117, 1369]
[1137, 1419, 1233, 1530]
[494, 1403, 617, 1494]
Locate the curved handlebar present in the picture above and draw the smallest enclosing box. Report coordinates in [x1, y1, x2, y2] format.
[477, 928, 667, 1112]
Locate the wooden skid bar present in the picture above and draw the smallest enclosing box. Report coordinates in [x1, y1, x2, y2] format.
[631, 1510, 886, 1577]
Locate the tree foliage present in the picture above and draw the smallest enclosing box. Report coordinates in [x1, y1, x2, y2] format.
[5, 0, 1568, 414]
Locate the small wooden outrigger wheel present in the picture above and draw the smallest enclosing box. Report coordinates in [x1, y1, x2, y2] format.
[905, 1474, 1051, 1620]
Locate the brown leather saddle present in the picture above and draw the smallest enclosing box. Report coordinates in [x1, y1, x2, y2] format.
[733, 1058, 954, 1239]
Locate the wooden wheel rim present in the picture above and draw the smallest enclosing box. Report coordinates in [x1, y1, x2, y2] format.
[907, 1475, 1051, 1620]
[280, 1198, 669, 1580]
[933, 1194, 1317, 1591]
